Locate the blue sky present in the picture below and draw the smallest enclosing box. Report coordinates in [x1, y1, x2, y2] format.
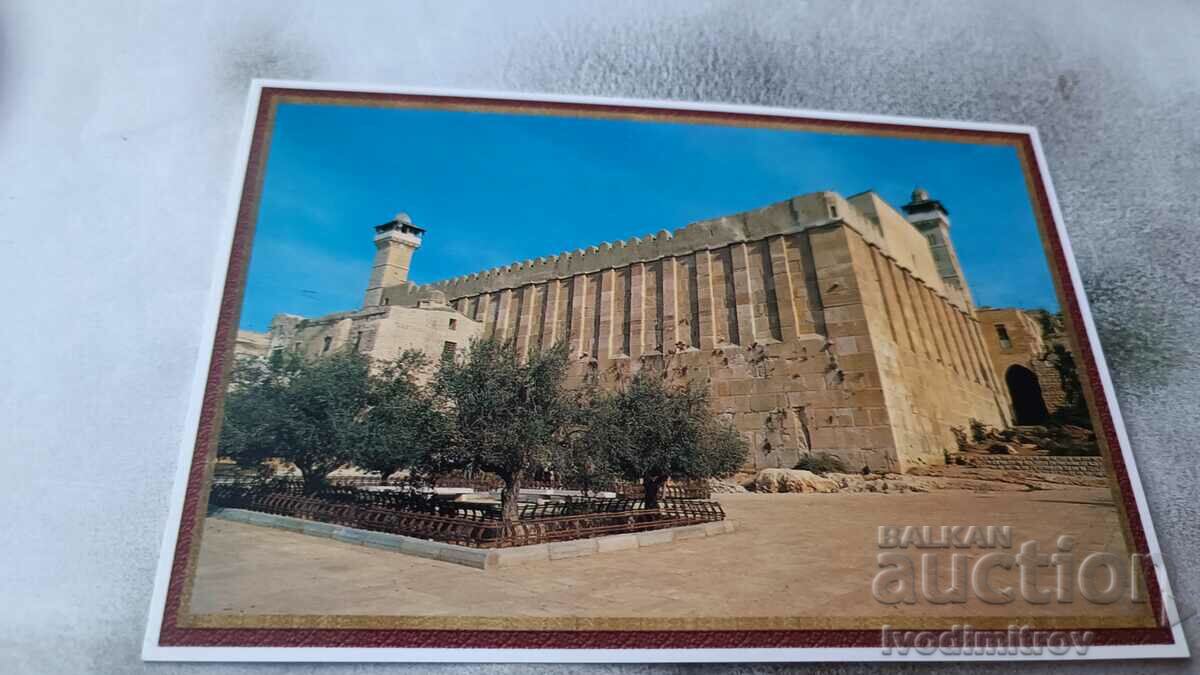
[240, 102, 1057, 331]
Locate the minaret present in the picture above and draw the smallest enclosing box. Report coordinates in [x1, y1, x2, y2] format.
[902, 187, 974, 309]
[363, 213, 424, 307]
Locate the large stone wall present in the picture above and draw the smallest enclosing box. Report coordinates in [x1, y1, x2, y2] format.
[845, 228, 1010, 469]
[430, 211, 1006, 472]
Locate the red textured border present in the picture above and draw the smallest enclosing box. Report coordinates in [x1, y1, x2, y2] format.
[157, 87, 1174, 650]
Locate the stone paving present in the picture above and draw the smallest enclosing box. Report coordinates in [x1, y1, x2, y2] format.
[188, 488, 1151, 624]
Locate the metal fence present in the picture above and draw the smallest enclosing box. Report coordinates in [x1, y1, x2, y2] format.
[215, 473, 714, 500]
[207, 483, 724, 549]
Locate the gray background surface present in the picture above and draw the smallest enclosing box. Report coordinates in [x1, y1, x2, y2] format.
[1, 1, 1197, 672]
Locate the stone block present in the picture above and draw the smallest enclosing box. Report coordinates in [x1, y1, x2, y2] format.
[750, 394, 782, 412]
[672, 524, 709, 541]
[242, 511, 276, 527]
[736, 412, 767, 431]
[728, 380, 753, 396]
[436, 545, 492, 569]
[636, 529, 676, 547]
[300, 520, 339, 538]
[271, 515, 306, 533]
[361, 531, 405, 552]
[845, 388, 886, 407]
[210, 508, 244, 524]
[548, 539, 599, 560]
[332, 527, 368, 546]
[493, 544, 551, 567]
[834, 336, 859, 354]
[595, 533, 639, 553]
[399, 537, 443, 561]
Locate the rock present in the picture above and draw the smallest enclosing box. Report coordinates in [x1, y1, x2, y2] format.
[708, 478, 749, 494]
[987, 441, 1019, 455]
[1063, 425, 1094, 439]
[752, 469, 840, 494]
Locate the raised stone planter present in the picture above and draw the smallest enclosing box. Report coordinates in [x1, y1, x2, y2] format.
[209, 508, 736, 570]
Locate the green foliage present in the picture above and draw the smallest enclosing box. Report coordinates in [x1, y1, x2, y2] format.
[547, 378, 615, 496]
[356, 350, 448, 484]
[218, 348, 372, 494]
[590, 372, 748, 509]
[1030, 309, 1061, 340]
[434, 337, 573, 522]
[793, 452, 847, 475]
[1044, 343, 1090, 425]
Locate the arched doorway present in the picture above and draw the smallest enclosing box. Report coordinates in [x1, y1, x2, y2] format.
[1006, 365, 1049, 425]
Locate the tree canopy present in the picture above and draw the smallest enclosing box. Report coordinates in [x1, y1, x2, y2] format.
[356, 349, 448, 484]
[217, 336, 750, 517]
[218, 348, 371, 493]
[590, 371, 747, 508]
[434, 337, 573, 522]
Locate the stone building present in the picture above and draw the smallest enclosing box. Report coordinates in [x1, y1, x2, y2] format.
[236, 215, 484, 378]
[239, 188, 1025, 472]
[976, 307, 1071, 424]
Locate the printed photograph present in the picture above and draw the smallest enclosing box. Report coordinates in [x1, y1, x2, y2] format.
[149, 86, 1180, 658]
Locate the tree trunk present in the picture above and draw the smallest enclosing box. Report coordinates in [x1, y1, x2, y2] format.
[500, 474, 522, 524]
[643, 476, 665, 510]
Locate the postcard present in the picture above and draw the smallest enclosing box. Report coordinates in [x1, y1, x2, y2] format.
[142, 81, 1187, 662]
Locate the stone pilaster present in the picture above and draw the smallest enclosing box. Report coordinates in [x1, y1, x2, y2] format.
[733, 242, 758, 344]
[628, 263, 644, 359]
[695, 251, 720, 349]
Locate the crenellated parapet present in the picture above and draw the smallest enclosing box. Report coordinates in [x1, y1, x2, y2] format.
[421, 193, 847, 300]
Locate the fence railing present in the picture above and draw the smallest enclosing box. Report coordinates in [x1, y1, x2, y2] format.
[207, 483, 724, 549]
[214, 473, 714, 500]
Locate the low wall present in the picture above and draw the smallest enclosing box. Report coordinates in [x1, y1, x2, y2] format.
[210, 508, 736, 569]
[961, 454, 1106, 477]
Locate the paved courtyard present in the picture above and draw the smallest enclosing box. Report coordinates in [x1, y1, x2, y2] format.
[188, 487, 1152, 625]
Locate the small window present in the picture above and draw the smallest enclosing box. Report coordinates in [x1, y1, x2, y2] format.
[829, 204, 839, 218]
[449, 318, 458, 330]
[293, 342, 302, 353]
[322, 336, 332, 353]
[926, 232, 940, 245]
[995, 324, 1012, 351]
[382, 297, 390, 305]
[353, 332, 363, 353]
[441, 341, 457, 363]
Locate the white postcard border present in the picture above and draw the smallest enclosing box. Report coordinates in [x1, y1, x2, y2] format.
[142, 79, 1188, 663]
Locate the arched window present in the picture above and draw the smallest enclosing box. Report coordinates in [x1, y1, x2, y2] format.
[322, 336, 332, 353]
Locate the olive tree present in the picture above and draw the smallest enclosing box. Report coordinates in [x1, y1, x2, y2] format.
[592, 371, 747, 509]
[435, 338, 572, 523]
[356, 349, 447, 484]
[217, 348, 371, 494]
[547, 379, 615, 496]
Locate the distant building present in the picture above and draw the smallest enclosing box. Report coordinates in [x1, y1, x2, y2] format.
[235, 215, 483, 378]
[234, 330, 270, 359]
[976, 308, 1073, 425]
